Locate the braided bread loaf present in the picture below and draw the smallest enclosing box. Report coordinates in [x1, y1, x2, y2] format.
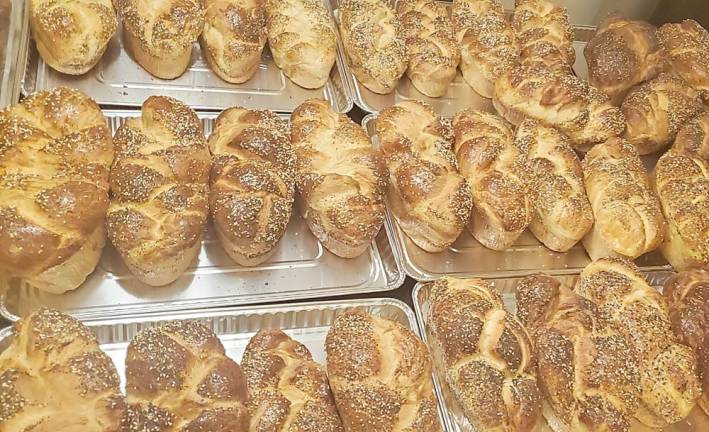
[396, 0, 460, 97]
[242, 329, 344, 432]
[515, 119, 593, 252]
[30, 0, 117, 74]
[291, 99, 386, 258]
[0, 87, 113, 294]
[512, 0, 575, 72]
[106, 96, 210, 286]
[452, 109, 530, 250]
[265, 0, 336, 89]
[493, 65, 626, 151]
[582, 138, 666, 260]
[427, 277, 542, 432]
[674, 111, 709, 160]
[124, 320, 250, 431]
[339, 0, 407, 94]
[208, 107, 296, 266]
[376, 100, 472, 252]
[200, 0, 267, 84]
[576, 258, 702, 428]
[115, 0, 204, 79]
[452, 0, 519, 98]
[622, 73, 704, 155]
[516, 274, 641, 432]
[0, 308, 126, 431]
[326, 309, 442, 432]
[653, 149, 709, 271]
[659, 19, 709, 104]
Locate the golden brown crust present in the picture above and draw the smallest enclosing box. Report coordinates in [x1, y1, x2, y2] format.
[325, 310, 442, 432]
[584, 15, 666, 105]
[208, 107, 296, 266]
[0, 87, 112, 293]
[106, 96, 210, 286]
[291, 99, 386, 258]
[512, 0, 575, 72]
[242, 329, 344, 432]
[673, 111, 709, 160]
[452, 109, 530, 250]
[658, 19, 709, 103]
[124, 320, 250, 432]
[0, 308, 125, 431]
[376, 100, 472, 252]
[426, 277, 542, 431]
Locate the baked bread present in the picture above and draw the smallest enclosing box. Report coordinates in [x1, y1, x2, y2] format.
[452, 109, 530, 250]
[575, 258, 702, 428]
[0, 308, 125, 431]
[396, 0, 460, 97]
[208, 107, 296, 266]
[493, 64, 626, 151]
[426, 277, 542, 431]
[622, 73, 704, 154]
[106, 96, 210, 286]
[115, 0, 204, 79]
[376, 100, 472, 252]
[653, 149, 709, 271]
[265, 0, 336, 88]
[658, 20, 709, 104]
[124, 320, 250, 431]
[0, 87, 113, 294]
[241, 329, 344, 432]
[290, 99, 386, 258]
[30, 0, 117, 75]
[452, 0, 519, 98]
[325, 309, 442, 432]
[512, 0, 575, 72]
[673, 111, 709, 160]
[581, 138, 666, 260]
[515, 119, 593, 252]
[664, 269, 709, 416]
[339, 0, 407, 94]
[584, 15, 666, 105]
[515, 274, 641, 432]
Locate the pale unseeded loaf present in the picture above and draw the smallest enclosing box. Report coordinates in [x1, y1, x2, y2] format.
[512, 0, 575, 72]
[659, 19, 709, 104]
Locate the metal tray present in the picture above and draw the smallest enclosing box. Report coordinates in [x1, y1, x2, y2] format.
[0, 110, 404, 321]
[362, 113, 671, 280]
[412, 272, 706, 432]
[332, 0, 594, 115]
[20, 0, 353, 113]
[0, 0, 29, 108]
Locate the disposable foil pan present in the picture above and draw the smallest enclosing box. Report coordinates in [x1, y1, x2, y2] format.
[20, 0, 353, 113]
[0, 0, 28, 108]
[0, 111, 405, 321]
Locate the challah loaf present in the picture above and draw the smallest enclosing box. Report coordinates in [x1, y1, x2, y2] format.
[622, 73, 704, 155]
[242, 329, 344, 432]
[653, 149, 709, 271]
[208, 107, 296, 266]
[124, 320, 250, 431]
[452, 0, 519, 98]
[0, 308, 125, 431]
[339, 0, 407, 94]
[396, 0, 460, 97]
[493, 64, 626, 151]
[515, 119, 593, 252]
[673, 110, 709, 160]
[325, 309, 442, 432]
[452, 109, 530, 250]
[0, 87, 113, 294]
[106, 96, 210, 286]
[575, 258, 702, 428]
[30, 0, 117, 74]
[512, 0, 575, 72]
[426, 277, 542, 431]
[265, 0, 336, 89]
[515, 274, 642, 432]
[115, 0, 204, 79]
[291, 99, 386, 258]
[581, 138, 666, 260]
[376, 100, 473, 252]
[659, 19, 709, 104]
[584, 15, 666, 105]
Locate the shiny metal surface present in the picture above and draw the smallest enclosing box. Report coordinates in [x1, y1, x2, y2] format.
[0, 0, 28, 108]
